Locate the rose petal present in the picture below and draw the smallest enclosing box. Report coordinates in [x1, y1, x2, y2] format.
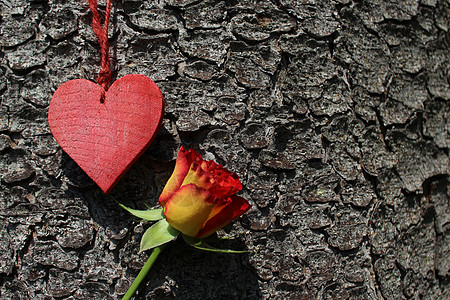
[209, 171, 242, 199]
[159, 146, 192, 206]
[183, 154, 242, 199]
[196, 195, 251, 238]
[163, 183, 229, 237]
[181, 161, 214, 191]
[205, 160, 243, 197]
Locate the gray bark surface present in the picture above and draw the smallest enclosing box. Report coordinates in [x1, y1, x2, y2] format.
[0, 0, 449, 299]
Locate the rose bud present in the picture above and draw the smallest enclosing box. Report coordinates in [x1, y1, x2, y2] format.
[159, 146, 251, 238]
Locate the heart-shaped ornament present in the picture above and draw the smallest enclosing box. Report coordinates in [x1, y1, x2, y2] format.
[48, 74, 164, 193]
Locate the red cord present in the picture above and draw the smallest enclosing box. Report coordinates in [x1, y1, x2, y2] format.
[87, 0, 112, 91]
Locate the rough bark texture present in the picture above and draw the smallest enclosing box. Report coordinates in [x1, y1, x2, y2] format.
[0, 0, 449, 299]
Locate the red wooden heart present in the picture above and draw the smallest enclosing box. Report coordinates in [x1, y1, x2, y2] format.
[48, 74, 164, 194]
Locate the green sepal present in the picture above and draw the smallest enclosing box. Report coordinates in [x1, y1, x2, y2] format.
[117, 202, 164, 221]
[143, 202, 153, 210]
[217, 235, 233, 240]
[182, 235, 248, 254]
[140, 219, 179, 253]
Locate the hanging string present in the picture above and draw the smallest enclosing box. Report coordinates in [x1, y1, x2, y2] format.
[87, 0, 112, 92]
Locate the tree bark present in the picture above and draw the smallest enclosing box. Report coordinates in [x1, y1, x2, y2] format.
[0, 0, 448, 299]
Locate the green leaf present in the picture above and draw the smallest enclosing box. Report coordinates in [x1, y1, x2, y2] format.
[118, 202, 164, 221]
[182, 235, 248, 254]
[140, 219, 179, 253]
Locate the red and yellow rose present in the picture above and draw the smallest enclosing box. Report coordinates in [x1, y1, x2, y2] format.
[159, 146, 251, 238]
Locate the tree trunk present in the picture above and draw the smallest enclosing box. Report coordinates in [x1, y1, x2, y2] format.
[0, 0, 448, 299]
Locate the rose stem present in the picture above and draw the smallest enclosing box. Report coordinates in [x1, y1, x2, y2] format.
[122, 246, 164, 300]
